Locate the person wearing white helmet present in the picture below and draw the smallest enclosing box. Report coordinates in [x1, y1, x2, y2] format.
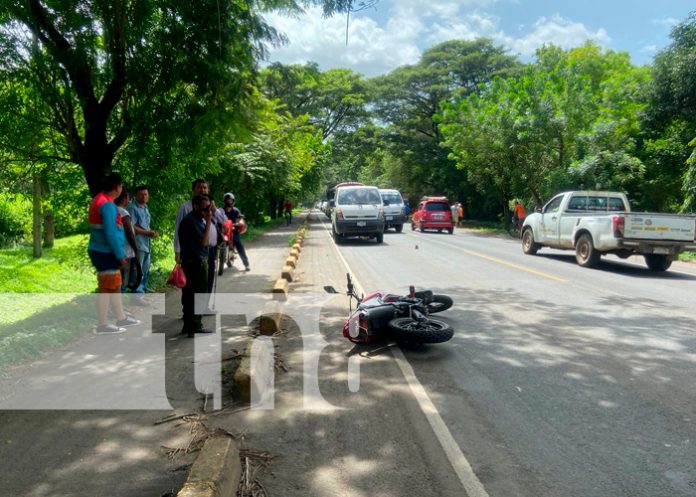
[219, 193, 250, 271]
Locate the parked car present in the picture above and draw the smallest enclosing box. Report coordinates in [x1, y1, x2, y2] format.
[521, 190, 696, 271]
[411, 196, 454, 234]
[331, 185, 385, 244]
[379, 189, 407, 232]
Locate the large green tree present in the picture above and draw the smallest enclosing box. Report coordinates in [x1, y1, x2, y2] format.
[645, 11, 696, 211]
[0, 0, 365, 194]
[369, 38, 521, 208]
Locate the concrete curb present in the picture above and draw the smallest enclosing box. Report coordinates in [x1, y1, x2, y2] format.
[232, 336, 275, 405]
[281, 265, 294, 282]
[177, 436, 241, 497]
[285, 256, 297, 268]
[259, 299, 283, 335]
[272, 278, 289, 295]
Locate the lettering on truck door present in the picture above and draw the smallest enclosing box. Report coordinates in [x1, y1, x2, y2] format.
[539, 194, 564, 245]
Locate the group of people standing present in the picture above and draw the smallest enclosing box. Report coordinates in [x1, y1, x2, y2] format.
[87, 173, 252, 336]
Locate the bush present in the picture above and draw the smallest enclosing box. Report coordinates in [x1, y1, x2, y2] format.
[0, 194, 31, 247]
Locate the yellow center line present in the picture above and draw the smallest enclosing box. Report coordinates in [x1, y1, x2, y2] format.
[461, 248, 568, 283]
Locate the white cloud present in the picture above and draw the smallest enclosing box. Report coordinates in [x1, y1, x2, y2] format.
[653, 17, 679, 27]
[263, 6, 612, 76]
[262, 6, 422, 76]
[501, 16, 611, 57]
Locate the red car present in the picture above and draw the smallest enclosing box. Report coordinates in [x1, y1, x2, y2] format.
[411, 196, 454, 234]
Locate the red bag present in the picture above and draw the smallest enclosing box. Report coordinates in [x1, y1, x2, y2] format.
[166, 264, 186, 288]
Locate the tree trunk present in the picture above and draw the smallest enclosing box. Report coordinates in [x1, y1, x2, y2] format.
[43, 212, 54, 248]
[32, 173, 42, 258]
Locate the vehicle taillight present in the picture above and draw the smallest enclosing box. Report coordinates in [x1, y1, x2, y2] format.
[335, 208, 344, 221]
[612, 215, 625, 238]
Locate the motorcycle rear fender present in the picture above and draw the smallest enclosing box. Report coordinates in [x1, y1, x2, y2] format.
[414, 289, 433, 303]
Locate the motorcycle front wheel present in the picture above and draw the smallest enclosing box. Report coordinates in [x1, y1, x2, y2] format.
[426, 294, 453, 314]
[388, 317, 453, 344]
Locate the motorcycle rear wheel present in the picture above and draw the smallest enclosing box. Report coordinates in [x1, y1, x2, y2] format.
[426, 294, 453, 314]
[388, 317, 453, 344]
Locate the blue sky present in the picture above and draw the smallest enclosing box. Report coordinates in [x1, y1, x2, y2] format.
[263, 0, 694, 76]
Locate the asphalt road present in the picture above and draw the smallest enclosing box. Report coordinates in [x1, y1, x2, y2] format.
[317, 213, 696, 497]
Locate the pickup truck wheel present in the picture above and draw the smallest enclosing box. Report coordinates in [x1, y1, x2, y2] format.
[575, 233, 600, 267]
[395, 224, 403, 233]
[644, 254, 673, 271]
[521, 228, 540, 255]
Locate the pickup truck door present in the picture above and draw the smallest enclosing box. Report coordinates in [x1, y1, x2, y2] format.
[559, 194, 587, 248]
[538, 194, 564, 245]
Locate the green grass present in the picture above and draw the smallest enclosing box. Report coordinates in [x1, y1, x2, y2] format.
[459, 219, 509, 235]
[0, 235, 99, 372]
[0, 234, 95, 295]
[679, 251, 696, 262]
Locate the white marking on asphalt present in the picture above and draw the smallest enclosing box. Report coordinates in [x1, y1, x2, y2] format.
[317, 212, 490, 497]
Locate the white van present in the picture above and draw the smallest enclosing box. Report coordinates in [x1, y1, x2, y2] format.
[379, 189, 406, 232]
[331, 185, 385, 244]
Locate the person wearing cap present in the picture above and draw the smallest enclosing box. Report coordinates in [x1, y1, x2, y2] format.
[174, 179, 225, 308]
[220, 193, 250, 271]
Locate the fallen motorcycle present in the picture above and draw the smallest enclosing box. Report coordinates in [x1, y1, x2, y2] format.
[324, 273, 454, 344]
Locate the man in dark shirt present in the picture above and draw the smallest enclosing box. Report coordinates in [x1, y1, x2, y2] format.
[177, 195, 214, 337]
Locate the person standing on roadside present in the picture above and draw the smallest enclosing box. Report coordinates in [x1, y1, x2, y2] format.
[177, 195, 215, 337]
[88, 173, 140, 334]
[129, 185, 158, 303]
[457, 202, 464, 227]
[220, 193, 250, 271]
[115, 189, 138, 293]
[283, 198, 293, 225]
[512, 200, 527, 229]
[174, 180, 221, 308]
[451, 201, 459, 228]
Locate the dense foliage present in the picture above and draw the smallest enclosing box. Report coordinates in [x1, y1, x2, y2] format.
[1, 3, 696, 250]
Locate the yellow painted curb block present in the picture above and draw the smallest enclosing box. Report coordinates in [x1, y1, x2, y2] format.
[281, 265, 294, 282]
[285, 256, 297, 268]
[272, 277, 289, 295]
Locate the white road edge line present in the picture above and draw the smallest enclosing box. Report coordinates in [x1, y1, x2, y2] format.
[316, 212, 490, 497]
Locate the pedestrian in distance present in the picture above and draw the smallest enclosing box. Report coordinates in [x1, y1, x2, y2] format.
[283, 198, 293, 225]
[128, 185, 158, 304]
[177, 195, 215, 337]
[87, 173, 141, 334]
[457, 203, 464, 227]
[220, 192, 250, 271]
[512, 200, 527, 229]
[114, 188, 138, 294]
[451, 202, 459, 228]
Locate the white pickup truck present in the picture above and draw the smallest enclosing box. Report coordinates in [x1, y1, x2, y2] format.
[521, 191, 696, 271]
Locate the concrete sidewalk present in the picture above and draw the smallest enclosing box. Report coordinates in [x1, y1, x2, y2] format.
[0, 213, 307, 497]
